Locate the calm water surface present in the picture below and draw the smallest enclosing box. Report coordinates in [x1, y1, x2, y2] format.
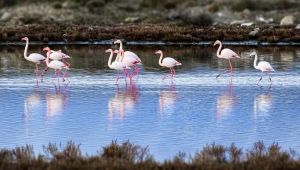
[0, 45, 300, 160]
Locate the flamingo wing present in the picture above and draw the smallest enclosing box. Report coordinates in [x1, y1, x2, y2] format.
[221, 48, 240, 59]
[125, 51, 141, 63]
[122, 55, 138, 67]
[50, 51, 63, 60]
[162, 57, 178, 67]
[258, 61, 275, 72]
[28, 53, 46, 63]
[50, 50, 71, 60]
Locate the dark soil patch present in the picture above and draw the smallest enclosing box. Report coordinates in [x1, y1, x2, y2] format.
[1, 24, 300, 44]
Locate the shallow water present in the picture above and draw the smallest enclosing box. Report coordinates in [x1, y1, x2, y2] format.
[0, 45, 300, 160]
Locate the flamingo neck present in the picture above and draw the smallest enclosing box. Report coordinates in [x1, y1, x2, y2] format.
[216, 42, 222, 58]
[253, 54, 259, 70]
[46, 51, 51, 67]
[108, 51, 113, 69]
[158, 53, 163, 66]
[116, 42, 123, 61]
[23, 39, 29, 59]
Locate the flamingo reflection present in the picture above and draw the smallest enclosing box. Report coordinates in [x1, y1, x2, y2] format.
[108, 86, 140, 120]
[24, 90, 42, 120]
[46, 91, 68, 118]
[253, 92, 272, 119]
[159, 87, 177, 114]
[216, 85, 235, 119]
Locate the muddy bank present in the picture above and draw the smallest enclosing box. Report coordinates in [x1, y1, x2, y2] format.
[1, 24, 300, 45]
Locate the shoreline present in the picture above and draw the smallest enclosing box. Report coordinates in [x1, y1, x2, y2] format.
[1, 24, 300, 46]
[1, 41, 300, 46]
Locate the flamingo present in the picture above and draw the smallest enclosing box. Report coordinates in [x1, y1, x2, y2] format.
[106, 49, 130, 84]
[43, 47, 69, 83]
[116, 49, 141, 83]
[114, 40, 142, 77]
[155, 50, 182, 81]
[250, 51, 275, 87]
[214, 40, 240, 80]
[21, 37, 46, 84]
[41, 49, 71, 81]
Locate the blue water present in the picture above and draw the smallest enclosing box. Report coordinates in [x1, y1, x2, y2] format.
[0, 46, 300, 160]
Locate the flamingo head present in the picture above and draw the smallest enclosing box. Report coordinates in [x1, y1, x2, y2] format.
[43, 47, 51, 52]
[249, 51, 257, 57]
[113, 39, 122, 44]
[155, 50, 162, 55]
[105, 49, 113, 53]
[213, 40, 221, 46]
[21, 37, 28, 41]
[113, 50, 119, 54]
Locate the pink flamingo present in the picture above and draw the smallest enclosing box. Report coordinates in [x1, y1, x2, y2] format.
[114, 40, 142, 78]
[155, 50, 182, 81]
[214, 40, 240, 80]
[106, 49, 130, 84]
[41, 49, 71, 81]
[21, 37, 46, 84]
[117, 49, 141, 83]
[43, 47, 69, 83]
[250, 51, 275, 87]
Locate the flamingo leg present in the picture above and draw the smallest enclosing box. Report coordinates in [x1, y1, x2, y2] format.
[62, 69, 69, 84]
[123, 68, 128, 85]
[216, 60, 233, 80]
[172, 68, 176, 77]
[257, 72, 263, 86]
[35, 64, 39, 85]
[229, 59, 232, 74]
[115, 70, 120, 85]
[136, 65, 140, 82]
[134, 64, 139, 77]
[268, 73, 272, 88]
[40, 61, 48, 82]
[57, 70, 61, 87]
[216, 70, 231, 78]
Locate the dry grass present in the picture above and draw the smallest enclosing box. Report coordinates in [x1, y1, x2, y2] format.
[0, 141, 300, 170]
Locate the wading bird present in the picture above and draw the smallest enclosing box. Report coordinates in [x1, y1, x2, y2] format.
[250, 51, 275, 87]
[43, 47, 69, 83]
[214, 40, 240, 80]
[114, 40, 142, 77]
[106, 49, 130, 84]
[41, 48, 71, 81]
[21, 37, 46, 84]
[155, 50, 182, 81]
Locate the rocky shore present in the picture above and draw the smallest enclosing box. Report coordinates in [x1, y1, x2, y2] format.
[0, 0, 299, 44]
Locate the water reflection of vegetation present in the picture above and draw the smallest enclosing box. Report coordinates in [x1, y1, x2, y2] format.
[0, 141, 299, 170]
[0, 46, 299, 72]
